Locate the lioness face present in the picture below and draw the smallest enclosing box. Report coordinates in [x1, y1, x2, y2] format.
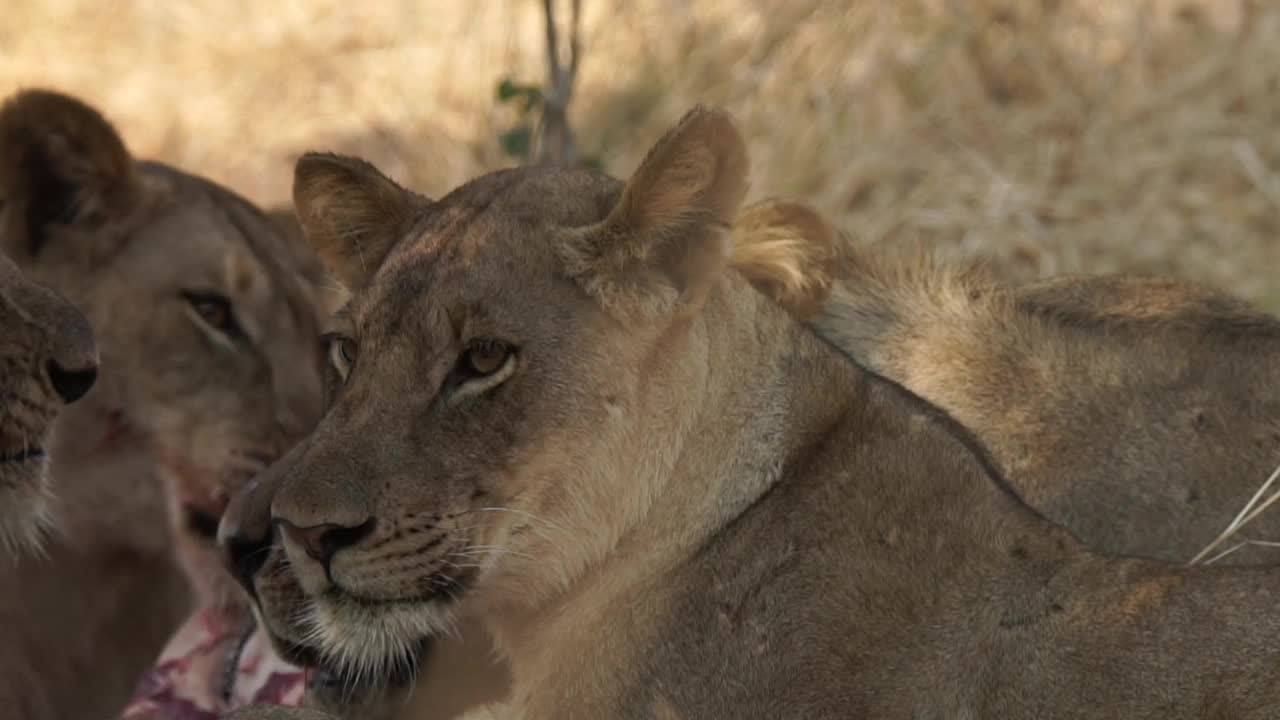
[0, 90, 324, 606]
[221, 107, 748, 689]
[0, 253, 98, 555]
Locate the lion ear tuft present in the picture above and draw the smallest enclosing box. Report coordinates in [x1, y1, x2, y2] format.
[731, 198, 839, 320]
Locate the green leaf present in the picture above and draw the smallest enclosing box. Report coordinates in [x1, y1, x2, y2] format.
[498, 125, 533, 159]
[496, 77, 520, 103]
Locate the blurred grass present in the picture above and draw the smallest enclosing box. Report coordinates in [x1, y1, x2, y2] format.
[2, 0, 1276, 310]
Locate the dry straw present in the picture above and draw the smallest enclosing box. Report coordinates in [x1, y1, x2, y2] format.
[1, 0, 1276, 309]
[1189, 461, 1280, 566]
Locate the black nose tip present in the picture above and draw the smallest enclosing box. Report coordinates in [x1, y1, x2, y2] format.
[277, 518, 376, 568]
[46, 360, 97, 404]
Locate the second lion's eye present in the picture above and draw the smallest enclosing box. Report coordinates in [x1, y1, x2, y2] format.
[183, 292, 242, 338]
[462, 339, 511, 377]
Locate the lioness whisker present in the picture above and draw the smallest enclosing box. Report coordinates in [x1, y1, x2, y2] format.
[451, 545, 537, 562]
[459, 507, 574, 560]
[473, 506, 571, 534]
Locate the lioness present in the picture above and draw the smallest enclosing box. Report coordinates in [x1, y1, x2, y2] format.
[242, 198, 1280, 720]
[0, 253, 97, 554]
[725, 199, 1280, 566]
[0, 89, 326, 720]
[221, 106, 1280, 719]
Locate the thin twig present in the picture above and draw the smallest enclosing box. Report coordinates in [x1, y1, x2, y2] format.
[1188, 461, 1280, 565]
[536, 0, 582, 166]
[1202, 539, 1280, 566]
[543, 0, 561, 86]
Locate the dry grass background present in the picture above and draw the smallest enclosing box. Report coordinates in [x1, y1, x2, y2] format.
[2, 0, 1277, 310]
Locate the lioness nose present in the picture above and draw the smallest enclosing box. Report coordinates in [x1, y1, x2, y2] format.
[41, 292, 98, 404]
[46, 360, 97, 404]
[39, 287, 99, 404]
[277, 517, 375, 568]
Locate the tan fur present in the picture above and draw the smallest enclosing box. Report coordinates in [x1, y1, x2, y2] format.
[0, 89, 326, 720]
[453, 704, 517, 720]
[0, 253, 97, 555]
[220, 107, 1280, 720]
[292, 155, 427, 292]
[730, 198, 837, 321]
[558, 108, 747, 319]
[728, 201, 1280, 565]
[378, 199, 855, 720]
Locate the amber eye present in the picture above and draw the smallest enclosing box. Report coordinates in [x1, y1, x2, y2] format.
[183, 292, 240, 337]
[462, 339, 511, 377]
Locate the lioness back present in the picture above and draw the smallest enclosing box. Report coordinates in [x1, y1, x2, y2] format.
[730, 202, 1280, 566]
[0, 89, 326, 720]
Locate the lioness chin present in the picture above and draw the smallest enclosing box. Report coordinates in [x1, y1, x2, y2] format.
[0, 89, 326, 720]
[223, 106, 1280, 719]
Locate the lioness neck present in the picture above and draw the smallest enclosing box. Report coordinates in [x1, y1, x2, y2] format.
[487, 276, 865, 674]
[635, 279, 862, 553]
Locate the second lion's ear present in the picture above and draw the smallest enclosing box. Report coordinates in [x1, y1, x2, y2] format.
[731, 198, 838, 320]
[292, 153, 429, 291]
[0, 89, 141, 261]
[559, 105, 750, 317]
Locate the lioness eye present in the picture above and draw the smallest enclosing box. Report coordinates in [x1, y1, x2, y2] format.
[183, 292, 241, 337]
[326, 334, 358, 380]
[463, 339, 511, 377]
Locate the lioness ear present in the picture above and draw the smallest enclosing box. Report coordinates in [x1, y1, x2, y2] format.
[292, 153, 424, 290]
[0, 89, 140, 261]
[562, 106, 749, 316]
[731, 198, 838, 321]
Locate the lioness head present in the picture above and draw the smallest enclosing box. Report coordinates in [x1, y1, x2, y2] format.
[0, 89, 325, 606]
[221, 106, 749, 690]
[0, 253, 97, 555]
